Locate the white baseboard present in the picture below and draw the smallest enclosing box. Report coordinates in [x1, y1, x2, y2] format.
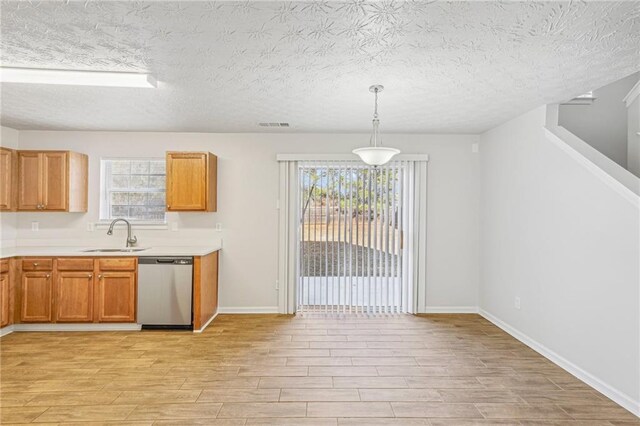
[193, 312, 218, 333]
[421, 306, 479, 314]
[479, 309, 640, 418]
[0, 325, 15, 337]
[217, 306, 279, 314]
[3, 323, 141, 333]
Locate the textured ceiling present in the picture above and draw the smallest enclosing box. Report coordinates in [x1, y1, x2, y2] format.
[1, 1, 639, 133]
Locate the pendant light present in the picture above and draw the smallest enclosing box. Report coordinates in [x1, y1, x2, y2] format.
[352, 84, 400, 166]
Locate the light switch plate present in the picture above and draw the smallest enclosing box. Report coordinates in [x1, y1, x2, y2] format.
[31, 221, 39, 232]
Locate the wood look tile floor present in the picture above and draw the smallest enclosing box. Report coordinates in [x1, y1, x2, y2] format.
[1, 314, 638, 425]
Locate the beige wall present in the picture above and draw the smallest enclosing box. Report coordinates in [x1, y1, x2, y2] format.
[10, 130, 480, 312]
[480, 106, 640, 411]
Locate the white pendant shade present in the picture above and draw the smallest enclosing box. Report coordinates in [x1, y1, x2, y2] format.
[353, 84, 400, 166]
[352, 146, 400, 166]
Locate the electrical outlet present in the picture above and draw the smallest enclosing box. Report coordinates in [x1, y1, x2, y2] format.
[216, 223, 222, 231]
[171, 222, 178, 232]
[31, 221, 39, 232]
[514, 297, 521, 310]
[86, 222, 95, 232]
[471, 143, 479, 153]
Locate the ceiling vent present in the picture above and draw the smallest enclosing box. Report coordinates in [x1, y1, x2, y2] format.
[258, 122, 290, 127]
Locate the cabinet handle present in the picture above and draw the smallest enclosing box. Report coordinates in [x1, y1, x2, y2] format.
[33, 262, 39, 267]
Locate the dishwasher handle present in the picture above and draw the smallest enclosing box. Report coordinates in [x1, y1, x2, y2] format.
[139, 257, 193, 265]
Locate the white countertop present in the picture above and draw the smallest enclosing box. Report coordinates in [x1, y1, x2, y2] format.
[0, 244, 221, 258]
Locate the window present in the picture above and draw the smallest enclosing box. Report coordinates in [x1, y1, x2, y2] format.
[100, 158, 166, 222]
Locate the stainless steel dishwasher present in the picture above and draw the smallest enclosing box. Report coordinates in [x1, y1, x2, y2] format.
[138, 257, 193, 330]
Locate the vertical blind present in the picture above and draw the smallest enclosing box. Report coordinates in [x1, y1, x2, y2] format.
[297, 161, 413, 314]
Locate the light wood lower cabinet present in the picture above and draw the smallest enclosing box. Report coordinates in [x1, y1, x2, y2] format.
[16, 257, 137, 324]
[21, 271, 53, 322]
[96, 271, 136, 322]
[55, 271, 94, 322]
[0, 272, 9, 326]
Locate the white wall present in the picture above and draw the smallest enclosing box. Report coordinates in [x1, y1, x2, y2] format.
[480, 106, 640, 411]
[628, 96, 640, 177]
[13, 131, 480, 312]
[559, 72, 639, 169]
[0, 126, 19, 247]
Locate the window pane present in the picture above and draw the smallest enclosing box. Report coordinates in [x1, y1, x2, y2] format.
[111, 175, 129, 189]
[110, 161, 131, 175]
[150, 161, 165, 174]
[101, 158, 166, 222]
[147, 192, 165, 206]
[111, 192, 129, 205]
[130, 175, 149, 188]
[128, 192, 147, 205]
[111, 206, 129, 217]
[149, 175, 165, 189]
[131, 160, 150, 175]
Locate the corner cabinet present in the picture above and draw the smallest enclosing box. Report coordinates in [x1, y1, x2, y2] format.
[17, 150, 88, 212]
[0, 147, 17, 211]
[166, 151, 217, 212]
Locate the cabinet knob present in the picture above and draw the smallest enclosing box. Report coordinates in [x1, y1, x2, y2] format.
[167, 205, 170, 208]
[33, 262, 39, 267]
[98, 274, 103, 279]
[88, 274, 93, 278]
[45, 274, 50, 278]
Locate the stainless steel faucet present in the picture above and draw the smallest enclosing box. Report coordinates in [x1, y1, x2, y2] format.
[107, 218, 138, 247]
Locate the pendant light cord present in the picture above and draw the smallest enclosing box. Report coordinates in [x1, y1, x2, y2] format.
[371, 87, 380, 148]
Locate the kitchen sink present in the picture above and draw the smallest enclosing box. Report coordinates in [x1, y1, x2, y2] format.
[82, 248, 149, 253]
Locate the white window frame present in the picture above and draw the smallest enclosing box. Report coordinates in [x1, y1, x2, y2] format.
[98, 157, 168, 226]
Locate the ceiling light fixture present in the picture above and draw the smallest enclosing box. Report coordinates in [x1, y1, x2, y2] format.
[352, 84, 400, 166]
[0, 67, 157, 88]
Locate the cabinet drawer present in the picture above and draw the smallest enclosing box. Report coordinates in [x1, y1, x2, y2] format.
[98, 258, 136, 271]
[57, 258, 94, 271]
[22, 258, 53, 271]
[0, 259, 8, 273]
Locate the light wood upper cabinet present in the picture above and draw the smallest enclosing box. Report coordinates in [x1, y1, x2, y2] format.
[55, 271, 94, 323]
[18, 151, 40, 210]
[21, 271, 53, 322]
[42, 152, 68, 211]
[166, 151, 217, 212]
[17, 150, 88, 212]
[0, 148, 17, 211]
[0, 272, 9, 327]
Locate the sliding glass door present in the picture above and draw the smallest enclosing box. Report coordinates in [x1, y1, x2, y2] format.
[297, 161, 412, 314]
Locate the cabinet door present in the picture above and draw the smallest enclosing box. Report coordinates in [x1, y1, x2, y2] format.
[0, 148, 14, 211]
[21, 272, 52, 322]
[55, 271, 93, 322]
[18, 152, 42, 210]
[0, 273, 9, 327]
[42, 152, 67, 211]
[96, 272, 136, 322]
[166, 153, 207, 211]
